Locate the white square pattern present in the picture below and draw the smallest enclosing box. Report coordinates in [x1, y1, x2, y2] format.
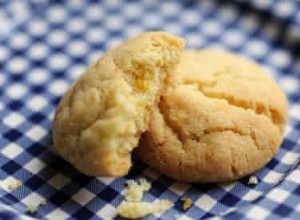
[195, 194, 217, 212]
[24, 158, 46, 174]
[243, 190, 263, 202]
[3, 113, 25, 128]
[48, 174, 71, 190]
[246, 206, 270, 220]
[27, 96, 48, 111]
[97, 204, 117, 220]
[72, 188, 95, 206]
[286, 170, 300, 184]
[169, 182, 190, 196]
[25, 126, 47, 141]
[1, 143, 24, 159]
[281, 152, 299, 165]
[46, 209, 70, 220]
[263, 170, 284, 184]
[266, 188, 290, 203]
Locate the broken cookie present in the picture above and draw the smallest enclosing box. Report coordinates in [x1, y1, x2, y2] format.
[53, 32, 184, 176]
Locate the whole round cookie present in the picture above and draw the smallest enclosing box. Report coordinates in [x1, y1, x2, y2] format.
[53, 32, 184, 176]
[137, 49, 288, 183]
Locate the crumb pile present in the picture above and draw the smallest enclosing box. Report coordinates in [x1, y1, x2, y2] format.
[0, 177, 22, 191]
[118, 178, 173, 219]
[0, 177, 46, 214]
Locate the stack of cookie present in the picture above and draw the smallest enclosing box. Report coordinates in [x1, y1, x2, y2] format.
[53, 32, 287, 183]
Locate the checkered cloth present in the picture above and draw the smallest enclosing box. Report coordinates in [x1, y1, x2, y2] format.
[0, 0, 300, 219]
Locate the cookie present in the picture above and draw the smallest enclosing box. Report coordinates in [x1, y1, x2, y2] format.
[137, 49, 288, 183]
[53, 32, 184, 176]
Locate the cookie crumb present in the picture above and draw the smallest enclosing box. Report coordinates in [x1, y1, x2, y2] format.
[118, 178, 173, 219]
[124, 178, 151, 202]
[25, 199, 46, 214]
[248, 176, 258, 185]
[118, 200, 173, 219]
[0, 177, 22, 191]
[181, 197, 193, 211]
[26, 204, 38, 213]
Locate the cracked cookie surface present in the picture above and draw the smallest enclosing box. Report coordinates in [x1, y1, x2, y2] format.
[137, 49, 288, 183]
[53, 32, 184, 176]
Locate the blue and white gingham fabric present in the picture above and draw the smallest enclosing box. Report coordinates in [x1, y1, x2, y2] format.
[0, 0, 300, 219]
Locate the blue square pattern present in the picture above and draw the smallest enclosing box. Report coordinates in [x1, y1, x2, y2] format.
[0, 0, 300, 219]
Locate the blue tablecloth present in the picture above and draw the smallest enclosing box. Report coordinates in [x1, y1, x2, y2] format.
[0, 0, 299, 219]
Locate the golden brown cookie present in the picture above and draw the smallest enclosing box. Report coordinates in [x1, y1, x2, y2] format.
[137, 49, 288, 183]
[53, 32, 184, 176]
